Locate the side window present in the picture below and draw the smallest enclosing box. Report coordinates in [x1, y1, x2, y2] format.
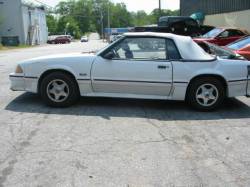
[166, 39, 181, 60]
[111, 37, 167, 60]
[228, 29, 245, 36]
[218, 30, 229, 38]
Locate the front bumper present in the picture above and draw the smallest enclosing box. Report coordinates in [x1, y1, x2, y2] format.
[9, 73, 38, 93]
[9, 74, 25, 91]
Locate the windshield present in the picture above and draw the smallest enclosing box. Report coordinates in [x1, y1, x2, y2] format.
[203, 28, 223, 38]
[96, 35, 125, 55]
[227, 36, 250, 50]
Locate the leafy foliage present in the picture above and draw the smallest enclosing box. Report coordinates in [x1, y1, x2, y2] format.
[46, 0, 179, 38]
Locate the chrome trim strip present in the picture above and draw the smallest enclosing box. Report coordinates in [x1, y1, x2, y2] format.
[93, 79, 172, 84]
[228, 79, 248, 83]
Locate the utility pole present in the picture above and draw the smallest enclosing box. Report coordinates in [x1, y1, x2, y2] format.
[107, 1, 111, 42]
[100, 10, 104, 40]
[159, 0, 162, 18]
[107, 2, 110, 29]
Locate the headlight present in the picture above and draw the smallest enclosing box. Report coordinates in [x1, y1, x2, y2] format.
[15, 65, 23, 73]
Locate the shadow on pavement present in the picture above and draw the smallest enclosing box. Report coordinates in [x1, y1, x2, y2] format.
[5, 93, 250, 121]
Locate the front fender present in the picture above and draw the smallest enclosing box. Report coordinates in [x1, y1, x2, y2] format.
[38, 65, 78, 79]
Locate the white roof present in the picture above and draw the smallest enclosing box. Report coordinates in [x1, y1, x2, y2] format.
[124, 32, 214, 60]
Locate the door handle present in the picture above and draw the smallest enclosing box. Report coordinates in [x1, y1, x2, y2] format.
[158, 65, 168, 69]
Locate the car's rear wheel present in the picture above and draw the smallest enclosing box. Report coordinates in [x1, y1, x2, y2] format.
[186, 77, 225, 111]
[40, 72, 79, 107]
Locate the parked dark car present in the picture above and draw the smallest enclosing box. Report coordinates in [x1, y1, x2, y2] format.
[194, 28, 248, 46]
[47, 35, 71, 44]
[133, 16, 214, 37]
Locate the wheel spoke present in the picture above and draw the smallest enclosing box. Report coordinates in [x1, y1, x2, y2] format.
[49, 88, 56, 94]
[208, 88, 214, 93]
[197, 94, 204, 99]
[201, 86, 207, 94]
[203, 98, 209, 105]
[54, 93, 61, 100]
[52, 81, 60, 88]
[60, 91, 68, 97]
[209, 95, 216, 100]
[60, 83, 67, 90]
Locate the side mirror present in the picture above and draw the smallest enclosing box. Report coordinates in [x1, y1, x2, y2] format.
[103, 51, 115, 60]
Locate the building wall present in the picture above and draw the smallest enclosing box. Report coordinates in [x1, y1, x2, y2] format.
[22, 5, 48, 45]
[0, 0, 25, 43]
[0, 0, 48, 45]
[180, 0, 250, 16]
[204, 9, 250, 33]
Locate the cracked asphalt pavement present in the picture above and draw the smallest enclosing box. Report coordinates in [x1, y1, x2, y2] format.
[0, 40, 250, 187]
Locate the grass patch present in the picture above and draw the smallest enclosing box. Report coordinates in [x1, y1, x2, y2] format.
[0, 44, 33, 51]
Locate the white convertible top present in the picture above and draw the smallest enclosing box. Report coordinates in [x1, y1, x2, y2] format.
[124, 32, 215, 61]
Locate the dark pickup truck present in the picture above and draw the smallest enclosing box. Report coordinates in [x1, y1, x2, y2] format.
[133, 16, 214, 37]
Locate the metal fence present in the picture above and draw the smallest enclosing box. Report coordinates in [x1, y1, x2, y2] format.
[180, 0, 250, 16]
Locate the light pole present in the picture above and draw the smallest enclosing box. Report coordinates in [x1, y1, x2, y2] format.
[107, 1, 111, 42]
[100, 10, 104, 40]
[159, 0, 162, 18]
[107, 1, 110, 29]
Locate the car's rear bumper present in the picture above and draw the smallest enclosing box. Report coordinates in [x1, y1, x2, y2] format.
[9, 73, 38, 93]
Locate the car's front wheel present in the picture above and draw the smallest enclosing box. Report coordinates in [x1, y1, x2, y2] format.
[187, 77, 226, 111]
[40, 72, 79, 107]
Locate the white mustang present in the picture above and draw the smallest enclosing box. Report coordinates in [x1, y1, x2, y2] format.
[10, 32, 250, 111]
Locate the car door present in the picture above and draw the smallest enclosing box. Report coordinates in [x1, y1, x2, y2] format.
[91, 37, 173, 96]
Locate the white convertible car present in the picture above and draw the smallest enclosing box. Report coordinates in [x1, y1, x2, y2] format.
[10, 32, 250, 111]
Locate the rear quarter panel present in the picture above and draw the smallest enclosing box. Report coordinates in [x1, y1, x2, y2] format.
[172, 59, 249, 99]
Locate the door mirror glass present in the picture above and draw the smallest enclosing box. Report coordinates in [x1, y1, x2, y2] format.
[103, 51, 115, 60]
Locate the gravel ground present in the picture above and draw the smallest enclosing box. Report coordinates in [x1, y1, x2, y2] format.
[0, 39, 250, 187]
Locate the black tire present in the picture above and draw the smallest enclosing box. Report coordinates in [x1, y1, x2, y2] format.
[186, 77, 226, 111]
[40, 72, 79, 107]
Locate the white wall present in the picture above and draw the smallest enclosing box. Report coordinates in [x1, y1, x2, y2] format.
[204, 9, 250, 33]
[22, 6, 48, 45]
[0, 0, 48, 45]
[0, 0, 25, 43]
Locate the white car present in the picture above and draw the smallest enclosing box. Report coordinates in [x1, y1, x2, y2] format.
[81, 36, 88, 42]
[10, 32, 250, 111]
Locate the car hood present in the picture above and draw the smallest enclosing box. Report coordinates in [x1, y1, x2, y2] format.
[19, 53, 96, 66]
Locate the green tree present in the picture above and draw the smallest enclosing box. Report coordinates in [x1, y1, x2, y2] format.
[131, 10, 151, 26]
[51, 0, 180, 37]
[57, 16, 81, 38]
[150, 9, 180, 24]
[46, 15, 57, 35]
